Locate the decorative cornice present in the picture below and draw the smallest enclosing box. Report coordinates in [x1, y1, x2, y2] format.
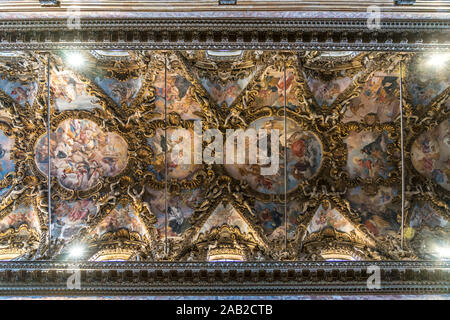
[0, 261, 447, 295]
[0, 18, 447, 50]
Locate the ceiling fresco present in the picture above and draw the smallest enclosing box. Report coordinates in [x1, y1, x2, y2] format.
[0, 49, 448, 262]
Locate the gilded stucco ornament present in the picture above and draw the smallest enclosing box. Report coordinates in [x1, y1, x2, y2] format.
[0, 50, 447, 263]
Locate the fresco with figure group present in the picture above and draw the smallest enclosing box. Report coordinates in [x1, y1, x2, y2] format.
[144, 188, 203, 238]
[405, 201, 449, 247]
[345, 130, 394, 180]
[409, 201, 448, 230]
[306, 73, 355, 107]
[0, 50, 447, 261]
[0, 78, 37, 107]
[143, 189, 165, 237]
[166, 189, 203, 237]
[200, 70, 257, 108]
[253, 200, 303, 240]
[346, 186, 400, 237]
[146, 127, 201, 181]
[225, 117, 322, 194]
[306, 205, 357, 235]
[35, 119, 128, 190]
[91, 203, 147, 239]
[52, 199, 98, 240]
[0, 130, 14, 181]
[411, 119, 450, 191]
[407, 55, 449, 107]
[153, 68, 203, 120]
[251, 66, 298, 109]
[254, 200, 284, 239]
[0, 129, 15, 203]
[95, 76, 142, 108]
[343, 72, 399, 123]
[50, 68, 102, 111]
[0, 204, 40, 234]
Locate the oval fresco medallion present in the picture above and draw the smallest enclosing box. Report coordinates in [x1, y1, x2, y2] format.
[35, 119, 128, 191]
[225, 117, 323, 194]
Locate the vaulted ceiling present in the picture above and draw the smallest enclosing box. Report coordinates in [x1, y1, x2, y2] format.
[0, 50, 448, 262]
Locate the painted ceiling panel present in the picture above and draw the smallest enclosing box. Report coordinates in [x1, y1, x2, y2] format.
[167, 188, 203, 238]
[344, 130, 395, 180]
[0, 78, 37, 108]
[152, 53, 204, 121]
[224, 116, 288, 195]
[253, 199, 302, 242]
[0, 203, 40, 234]
[0, 50, 447, 262]
[35, 119, 129, 191]
[409, 201, 448, 230]
[407, 54, 449, 108]
[145, 187, 204, 240]
[307, 75, 354, 108]
[91, 203, 147, 239]
[183, 50, 263, 109]
[346, 186, 401, 238]
[250, 65, 298, 109]
[254, 200, 285, 240]
[407, 200, 449, 260]
[50, 67, 102, 112]
[94, 76, 142, 108]
[411, 119, 450, 192]
[200, 73, 256, 108]
[0, 129, 14, 184]
[144, 189, 166, 239]
[306, 205, 357, 235]
[197, 202, 251, 238]
[147, 127, 202, 181]
[0, 52, 40, 108]
[343, 71, 400, 124]
[52, 199, 97, 241]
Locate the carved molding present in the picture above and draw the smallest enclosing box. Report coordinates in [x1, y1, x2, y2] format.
[0, 18, 448, 50]
[0, 261, 448, 295]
